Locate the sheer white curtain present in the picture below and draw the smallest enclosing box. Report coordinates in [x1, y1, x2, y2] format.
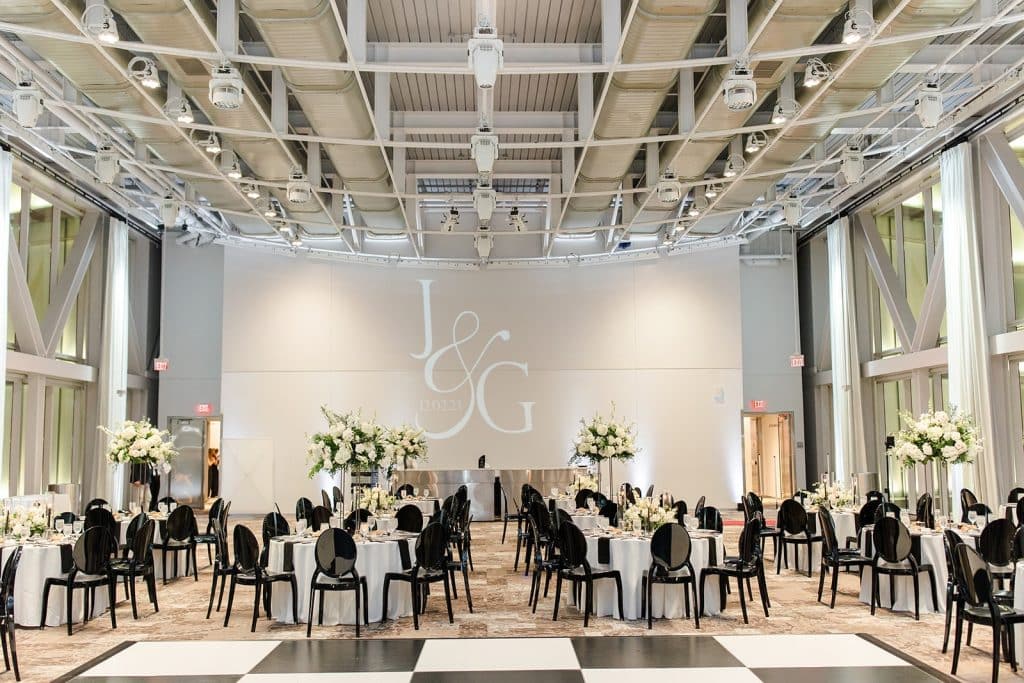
[941, 143, 999, 518]
[827, 217, 867, 482]
[0, 150, 10, 484]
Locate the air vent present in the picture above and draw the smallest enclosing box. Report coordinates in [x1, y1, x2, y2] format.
[753, 61, 784, 80]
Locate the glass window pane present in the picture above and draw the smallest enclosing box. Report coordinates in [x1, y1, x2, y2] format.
[903, 195, 928, 317]
[26, 194, 52, 321]
[1012, 209, 1024, 324]
[931, 183, 943, 251]
[8, 183, 20, 251]
[2, 381, 12, 496]
[873, 209, 899, 354]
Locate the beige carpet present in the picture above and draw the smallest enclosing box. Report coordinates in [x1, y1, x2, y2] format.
[14, 519, 1013, 682]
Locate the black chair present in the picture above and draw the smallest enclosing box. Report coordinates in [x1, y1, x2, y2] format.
[0, 547, 21, 680]
[816, 508, 871, 608]
[620, 483, 637, 505]
[306, 528, 368, 637]
[599, 501, 618, 528]
[397, 484, 415, 498]
[942, 529, 965, 653]
[672, 500, 688, 523]
[552, 522, 624, 626]
[193, 498, 225, 566]
[119, 512, 148, 559]
[696, 506, 723, 533]
[223, 525, 297, 632]
[961, 488, 980, 523]
[444, 501, 474, 610]
[206, 516, 236, 620]
[526, 513, 564, 614]
[310, 506, 333, 532]
[848, 499, 882, 551]
[979, 518, 1017, 590]
[84, 507, 118, 548]
[382, 522, 454, 630]
[700, 518, 770, 624]
[744, 492, 779, 559]
[501, 486, 525, 546]
[641, 523, 699, 629]
[152, 505, 198, 585]
[344, 508, 372, 534]
[574, 489, 595, 510]
[109, 519, 158, 620]
[295, 497, 315, 524]
[523, 498, 555, 577]
[454, 485, 468, 507]
[776, 499, 822, 578]
[1014, 498, 1024, 528]
[332, 486, 344, 511]
[693, 496, 706, 516]
[915, 492, 934, 529]
[40, 526, 118, 635]
[53, 512, 77, 529]
[949, 543, 1024, 683]
[397, 504, 424, 533]
[866, 490, 884, 503]
[1007, 487, 1024, 504]
[321, 489, 332, 510]
[84, 498, 108, 513]
[872, 501, 902, 523]
[645, 484, 655, 498]
[869, 517, 939, 621]
[966, 502, 995, 525]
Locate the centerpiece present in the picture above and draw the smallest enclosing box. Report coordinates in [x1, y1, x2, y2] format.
[3, 504, 49, 539]
[358, 486, 396, 516]
[623, 498, 672, 534]
[566, 473, 601, 500]
[569, 405, 638, 495]
[383, 424, 428, 472]
[800, 480, 855, 509]
[100, 419, 178, 510]
[306, 407, 385, 478]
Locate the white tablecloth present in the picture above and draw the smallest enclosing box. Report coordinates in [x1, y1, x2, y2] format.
[0, 542, 110, 627]
[857, 527, 948, 613]
[570, 514, 601, 531]
[577, 532, 725, 620]
[267, 534, 415, 624]
[1013, 562, 1024, 667]
[780, 509, 856, 573]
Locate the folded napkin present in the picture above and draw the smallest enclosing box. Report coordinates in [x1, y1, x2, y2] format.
[597, 537, 611, 564]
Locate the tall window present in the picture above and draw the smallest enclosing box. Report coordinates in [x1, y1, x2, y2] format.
[873, 209, 899, 354]
[877, 378, 911, 503]
[45, 383, 84, 485]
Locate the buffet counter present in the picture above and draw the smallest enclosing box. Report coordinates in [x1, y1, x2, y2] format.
[394, 467, 583, 520]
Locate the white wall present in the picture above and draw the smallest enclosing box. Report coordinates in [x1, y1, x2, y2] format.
[219, 247, 745, 513]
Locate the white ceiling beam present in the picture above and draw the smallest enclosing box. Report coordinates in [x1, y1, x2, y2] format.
[678, 68, 695, 134]
[271, 67, 288, 135]
[409, 160, 559, 176]
[900, 44, 1024, 72]
[347, 0, 367, 64]
[367, 42, 601, 65]
[601, 0, 622, 65]
[215, 0, 238, 55]
[727, 0, 749, 58]
[374, 72, 391, 141]
[577, 74, 594, 141]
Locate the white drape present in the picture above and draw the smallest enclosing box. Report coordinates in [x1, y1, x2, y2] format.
[94, 218, 129, 508]
[941, 143, 999, 519]
[827, 217, 867, 482]
[0, 151, 10, 492]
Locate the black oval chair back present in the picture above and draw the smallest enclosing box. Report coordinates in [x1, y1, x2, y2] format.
[944, 528, 964, 572]
[397, 504, 424, 532]
[397, 484, 415, 497]
[455, 485, 468, 507]
[440, 495, 458, 521]
[915, 493, 934, 529]
[872, 516, 912, 563]
[124, 512, 148, 551]
[528, 498, 553, 538]
[54, 511, 77, 527]
[952, 542, 993, 609]
[84, 498, 109, 513]
[599, 501, 618, 527]
[332, 486, 343, 510]
[232, 525, 261, 573]
[165, 505, 197, 542]
[645, 485, 655, 498]
[132, 519, 156, 565]
[574, 489, 594, 509]
[206, 498, 224, 528]
[521, 484, 542, 506]
[85, 507, 119, 547]
[818, 507, 840, 558]
[778, 498, 809, 535]
[672, 500, 688, 523]
[344, 508, 373, 533]
[1007, 487, 1024, 504]
[415, 522, 448, 571]
[872, 501, 901, 524]
[650, 523, 692, 573]
[552, 508, 573, 539]
[74, 526, 116, 574]
[314, 528, 358, 578]
[621, 484, 637, 505]
[961, 488, 979, 510]
[557, 522, 588, 570]
[738, 518, 763, 564]
[978, 518, 1015, 567]
[295, 497, 315, 523]
[865, 490, 884, 503]
[0, 544, 23, 610]
[261, 512, 289, 546]
[693, 496, 706, 516]
[1014, 525, 1024, 561]
[858, 500, 882, 529]
[1015, 498, 1024, 528]
[321, 490, 332, 509]
[697, 505, 723, 532]
[310, 506, 333, 531]
[158, 496, 177, 508]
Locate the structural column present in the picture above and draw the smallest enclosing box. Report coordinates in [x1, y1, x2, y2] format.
[827, 217, 867, 482]
[941, 143, 999, 518]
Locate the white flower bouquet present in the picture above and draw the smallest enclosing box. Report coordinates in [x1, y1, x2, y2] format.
[888, 408, 980, 469]
[358, 486, 396, 515]
[307, 407, 385, 479]
[623, 498, 672, 533]
[99, 419, 177, 473]
[3, 504, 49, 538]
[801, 481, 854, 509]
[566, 473, 601, 498]
[383, 424, 428, 471]
[570, 406, 638, 466]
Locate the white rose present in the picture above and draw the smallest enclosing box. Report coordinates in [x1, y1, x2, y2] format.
[596, 424, 608, 436]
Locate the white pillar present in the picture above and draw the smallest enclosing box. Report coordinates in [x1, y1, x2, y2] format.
[827, 217, 867, 483]
[95, 217, 129, 508]
[941, 143, 999, 518]
[0, 150, 9, 491]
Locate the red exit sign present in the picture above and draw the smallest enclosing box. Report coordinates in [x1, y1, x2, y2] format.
[153, 358, 169, 372]
[195, 403, 214, 416]
[749, 399, 767, 411]
[790, 354, 805, 368]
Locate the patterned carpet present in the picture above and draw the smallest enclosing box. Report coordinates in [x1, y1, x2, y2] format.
[11, 517, 1008, 682]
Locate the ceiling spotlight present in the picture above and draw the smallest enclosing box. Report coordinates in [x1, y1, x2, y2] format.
[803, 58, 831, 88]
[209, 62, 244, 110]
[840, 140, 865, 183]
[704, 182, 722, 199]
[508, 206, 527, 232]
[723, 62, 757, 112]
[13, 76, 43, 128]
[82, 3, 119, 44]
[159, 193, 180, 227]
[915, 81, 943, 128]
[723, 153, 745, 178]
[772, 99, 798, 125]
[128, 57, 160, 89]
[745, 130, 768, 154]
[290, 235, 303, 247]
[655, 170, 682, 204]
[164, 97, 193, 124]
[842, 9, 874, 45]
[263, 199, 279, 218]
[200, 132, 221, 154]
[468, 23, 503, 89]
[286, 168, 312, 204]
[475, 233, 493, 260]
[241, 178, 260, 199]
[470, 129, 499, 175]
[473, 183, 497, 222]
[94, 140, 119, 184]
[218, 149, 242, 179]
[662, 227, 677, 245]
[783, 194, 802, 226]
[441, 207, 460, 232]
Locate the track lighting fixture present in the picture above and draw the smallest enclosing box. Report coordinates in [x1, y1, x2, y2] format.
[241, 178, 260, 199]
[94, 140, 119, 184]
[475, 232, 493, 259]
[915, 82, 943, 128]
[803, 58, 831, 87]
[840, 140, 865, 184]
[783, 194, 802, 226]
[218, 149, 242, 179]
[286, 168, 312, 204]
[13, 76, 43, 128]
[290, 235, 303, 247]
[655, 170, 682, 204]
[723, 62, 756, 112]
[772, 99, 798, 125]
[164, 97, 193, 124]
[704, 182, 722, 199]
[663, 227, 677, 245]
[508, 206, 527, 232]
[842, 8, 874, 45]
[263, 199, 279, 218]
[473, 183, 497, 222]
[128, 57, 160, 89]
[470, 129, 499, 175]
[745, 131, 768, 154]
[468, 23, 503, 89]
[209, 62, 244, 110]
[82, 3, 119, 44]
[200, 133, 221, 154]
[723, 154, 745, 178]
[441, 207, 460, 232]
[159, 193, 180, 227]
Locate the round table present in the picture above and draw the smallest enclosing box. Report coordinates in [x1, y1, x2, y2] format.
[856, 525, 951, 613]
[579, 530, 725, 620]
[779, 508, 857, 574]
[396, 498, 439, 517]
[546, 497, 575, 513]
[267, 533, 415, 624]
[570, 513, 601, 531]
[0, 541, 110, 627]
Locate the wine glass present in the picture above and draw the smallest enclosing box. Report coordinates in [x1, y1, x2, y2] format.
[72, 520, 84, 535]
[54, 519, 64, 536]
[968, 510, 978, 526]
[295, 519, 307, 535]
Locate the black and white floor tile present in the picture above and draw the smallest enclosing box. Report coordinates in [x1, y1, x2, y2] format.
[57, 634, 951, 682]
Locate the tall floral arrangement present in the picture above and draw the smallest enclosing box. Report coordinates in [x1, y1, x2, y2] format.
[306, 407, 385, 479]
[383, 424, 428, 470]
[569, 406, 638, 466]
[623, 499, 671, 533]
[358, 486, 396, 515]
[99, 419, 177, 473]
[888, 408, 980, 469]
[566, 473, 600, 498]
[801, 480, 854, 509]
